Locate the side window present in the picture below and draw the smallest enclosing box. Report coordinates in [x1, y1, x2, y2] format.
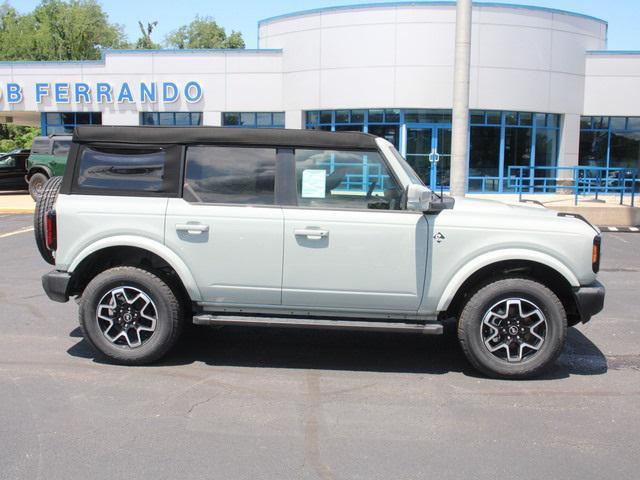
[52, 140, 71, 156]
[294, 149, 403, 210]
[184, 146, 276, 205]
[0, 156, 16, 168]
[77, 146, 170, 193]
[31, 139, 49, 154]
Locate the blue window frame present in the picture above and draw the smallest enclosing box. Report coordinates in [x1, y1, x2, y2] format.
[305, 109, 560, 192]
[41, 112, 102, 135]
[469, 111, 560, 192]
[579, 116, 640, 170]
[222, 112, 285, 128]
[305, 109, 402, 147]
[140, 112, 202, 126]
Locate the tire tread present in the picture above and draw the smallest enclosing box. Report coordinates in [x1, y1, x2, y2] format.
[33, 176, 62, 265]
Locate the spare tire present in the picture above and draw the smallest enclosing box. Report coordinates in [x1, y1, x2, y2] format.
[34, 176, 63, 265]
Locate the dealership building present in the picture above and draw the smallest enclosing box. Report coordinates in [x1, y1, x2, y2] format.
[0, 1, 639, 192]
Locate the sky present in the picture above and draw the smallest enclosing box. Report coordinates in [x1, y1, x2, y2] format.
[14, 0, 640, 50]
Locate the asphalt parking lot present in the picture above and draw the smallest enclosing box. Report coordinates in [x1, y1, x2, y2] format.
[1, 213, 639, 480]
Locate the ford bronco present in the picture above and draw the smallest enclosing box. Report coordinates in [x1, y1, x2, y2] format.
[35, 126, 605, 378]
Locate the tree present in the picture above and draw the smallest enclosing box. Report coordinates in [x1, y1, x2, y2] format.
[0, 0, 127, 61]
[165, 15, 245, 49]
[0, 124, 40, 152]
[136, 20, 159, 49]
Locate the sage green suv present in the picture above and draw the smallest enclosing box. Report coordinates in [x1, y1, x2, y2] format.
[26, 135, 72, 200]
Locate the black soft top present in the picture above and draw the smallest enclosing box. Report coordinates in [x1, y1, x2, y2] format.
[72, 125, 379, 150]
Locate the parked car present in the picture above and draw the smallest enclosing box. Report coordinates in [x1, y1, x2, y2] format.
[35, 126, 605, 379]
[0, 149, 30, 190]
[25, 135, 72, 200]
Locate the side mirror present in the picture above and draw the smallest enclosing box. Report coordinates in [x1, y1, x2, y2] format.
[405, 184, 432, 211]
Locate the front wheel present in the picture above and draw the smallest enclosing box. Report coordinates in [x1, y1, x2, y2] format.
[79, 267, 184, 365]
[457, 278, 567, 379]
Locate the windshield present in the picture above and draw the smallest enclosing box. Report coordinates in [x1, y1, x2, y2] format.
[388, 145, 425, 186]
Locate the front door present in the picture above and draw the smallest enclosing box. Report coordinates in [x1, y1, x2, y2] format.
[281, 147, 429, 313]
[405, 125, 452, 190]
[0, 154, 26, 188]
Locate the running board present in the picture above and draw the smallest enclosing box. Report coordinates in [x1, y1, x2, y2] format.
[192, 314, 443, 335]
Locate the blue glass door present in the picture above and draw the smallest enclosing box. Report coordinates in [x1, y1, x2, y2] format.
[405, 125, 452, 190]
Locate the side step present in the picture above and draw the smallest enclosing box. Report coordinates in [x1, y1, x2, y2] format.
[192, 314, 443, 335]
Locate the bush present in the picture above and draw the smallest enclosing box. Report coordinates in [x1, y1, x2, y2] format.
[0, 125, 40, 152]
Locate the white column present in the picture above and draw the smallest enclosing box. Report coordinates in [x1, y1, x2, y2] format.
[450, 0, 472, 197]
[101, 110, 138, 126]
[285, 110, 304, 130]
[203, 111, 222, 126]
[558, 113, 581, 173]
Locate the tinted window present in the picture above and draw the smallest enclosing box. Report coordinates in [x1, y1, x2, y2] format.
[77, 147, 166, 192]
[295, 149, 402, 210]
[184, 146, 276, 205]
[0, 155, 16, 168]
[52, 140, 71, 156]
[31, 139, 49, 154]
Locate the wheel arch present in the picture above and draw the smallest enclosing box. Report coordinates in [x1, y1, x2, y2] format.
[437, 250, 581, 326]
[26, 165, 53, 180]
[67, 237, 202, 302]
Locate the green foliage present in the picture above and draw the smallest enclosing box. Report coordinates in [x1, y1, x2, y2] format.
[165, 15, 245, 49]
[0, 124, 40, 152]
[136, 20, 160, 49]
[0, 0, 127, 61]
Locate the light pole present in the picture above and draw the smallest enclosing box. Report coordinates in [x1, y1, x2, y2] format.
[450, 0, 472, 197]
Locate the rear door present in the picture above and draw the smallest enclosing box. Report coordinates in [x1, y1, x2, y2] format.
[281, 147, 429, 313]
[164, 145, 284, 306]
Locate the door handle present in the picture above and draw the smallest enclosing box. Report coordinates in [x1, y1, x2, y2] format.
[294, 228, 329, 239]
[176, 223, 209, 235]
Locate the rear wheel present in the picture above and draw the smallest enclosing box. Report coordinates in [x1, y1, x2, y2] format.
[457, 277, 567, 379]
[33, 176, 62, 265]
[28, 172, 49, 201]
[79, 266, 184, 365]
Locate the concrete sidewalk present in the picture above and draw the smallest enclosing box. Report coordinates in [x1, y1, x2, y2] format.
[469, 193, 640, 226]
[0, 192, 35, 214]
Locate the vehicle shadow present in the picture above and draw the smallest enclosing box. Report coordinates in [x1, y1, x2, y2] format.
[67, 323, 607, 379]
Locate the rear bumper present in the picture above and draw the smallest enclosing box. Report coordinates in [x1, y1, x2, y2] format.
[42, 270, 71, 303]
[573, 280, 605, 324]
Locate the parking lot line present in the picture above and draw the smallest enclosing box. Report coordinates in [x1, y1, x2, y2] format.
[0, 226, 34, 239]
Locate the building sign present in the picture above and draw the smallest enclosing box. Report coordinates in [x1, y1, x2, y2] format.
[0, 81, 203, 105]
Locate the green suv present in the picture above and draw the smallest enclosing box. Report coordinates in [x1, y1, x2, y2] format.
[26, 135, 72, 200]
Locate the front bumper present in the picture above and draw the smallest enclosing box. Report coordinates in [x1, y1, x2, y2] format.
[42, 270, 71, 303]
[573, 280, 605, 324]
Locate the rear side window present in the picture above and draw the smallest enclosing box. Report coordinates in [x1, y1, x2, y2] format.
[52, 140, 71, 156]
[31, 139, 49, 154]
[76, 146, 175, 194]
[184, 146, 276, 205]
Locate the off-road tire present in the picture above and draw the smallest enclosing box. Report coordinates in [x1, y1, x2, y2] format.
[79, 266, 184, 365]
[457, 277, 567, 379]
[33, 176, 62, 265]
[28, 172, 49, 201]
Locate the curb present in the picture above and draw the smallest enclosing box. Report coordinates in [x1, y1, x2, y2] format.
[599, 226, 640, 232]
[0, 209, 35, 214]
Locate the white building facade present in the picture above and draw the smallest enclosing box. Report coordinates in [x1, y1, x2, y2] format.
[0, 1, 638, 192]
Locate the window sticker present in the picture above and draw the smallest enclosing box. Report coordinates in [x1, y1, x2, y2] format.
[301, 169, 327, 198]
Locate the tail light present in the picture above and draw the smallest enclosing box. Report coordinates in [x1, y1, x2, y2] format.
[45, 209, 57, 251]
[592, 235, 601, 273]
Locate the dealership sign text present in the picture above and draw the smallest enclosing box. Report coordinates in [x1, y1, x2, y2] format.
[0, 81, 204, 104]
